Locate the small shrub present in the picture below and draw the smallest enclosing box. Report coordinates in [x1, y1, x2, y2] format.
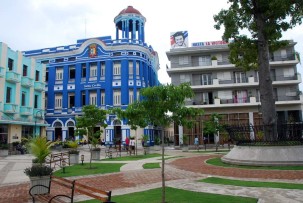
[66, 140, 78, 149]
[0, 143, 8, 149]
[68, 149, 80, 154]
[12, 141, 20, 147]
[24, 165, 53, 177]
[211, 56, 217, 60]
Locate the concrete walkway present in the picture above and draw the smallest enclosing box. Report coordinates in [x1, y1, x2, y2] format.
[0, 146, 302, 203]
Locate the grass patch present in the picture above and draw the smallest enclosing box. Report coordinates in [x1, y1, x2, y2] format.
[143, 163, 161, 169]
[200, 177, 303, 190]
[207, 157, 303, 170]
[101, 153, 162, 161]
[53, 163, 124, 177]
[79, 187, 257, 203]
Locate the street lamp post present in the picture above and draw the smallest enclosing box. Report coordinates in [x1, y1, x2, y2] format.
[34, 109, 43, 136]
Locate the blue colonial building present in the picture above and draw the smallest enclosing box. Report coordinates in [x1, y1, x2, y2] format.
[23, 6, 160, 144]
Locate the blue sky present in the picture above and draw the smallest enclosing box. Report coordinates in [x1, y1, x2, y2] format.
[0, 0, 302, 87]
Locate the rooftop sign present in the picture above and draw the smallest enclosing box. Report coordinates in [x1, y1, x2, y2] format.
[192, 40, 228, 47]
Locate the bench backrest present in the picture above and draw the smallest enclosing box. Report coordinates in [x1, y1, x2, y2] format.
[50, 176, 76, 202]
[75, 181, 112, 202]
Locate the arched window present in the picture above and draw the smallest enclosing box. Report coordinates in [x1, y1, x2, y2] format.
[67, 121, 74, 127]
[54, 121, 62, 128]
[113, 120, 121, 126]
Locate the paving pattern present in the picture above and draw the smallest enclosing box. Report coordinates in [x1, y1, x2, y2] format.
[0, 149, 302, 203]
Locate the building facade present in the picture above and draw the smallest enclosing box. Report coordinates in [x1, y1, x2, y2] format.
[166, 40, 302, 145]
[24, 6, 160, 145]
[0, 42, 47, 146]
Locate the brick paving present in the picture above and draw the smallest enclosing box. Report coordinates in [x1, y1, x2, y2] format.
[0, 153, 303, 203]
[169, 154, 303, 180]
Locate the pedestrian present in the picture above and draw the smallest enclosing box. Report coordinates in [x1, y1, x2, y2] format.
[194, 135, 199, 151]
[125, 136, 130, 154]
[203, 136, 208, 150]
[129, 137, 135, 155]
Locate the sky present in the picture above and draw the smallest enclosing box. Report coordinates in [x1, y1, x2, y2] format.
[0, 0, 302, 87]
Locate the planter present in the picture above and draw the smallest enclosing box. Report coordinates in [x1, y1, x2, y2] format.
[29, 175, 51, 195]
[91, 149, 101, 160]
[153, 145, 161, 151]
[53, 145, 62, 151]
[69, 153, 79, 165]
[182, 145, 189, 152]
[143, 147, 150, 155]
[0, 149, 9, 156]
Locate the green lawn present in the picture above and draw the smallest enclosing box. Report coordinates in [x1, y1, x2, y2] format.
[78, 187, 257, 203]
[53, 163, 124, 177]
[101, 153, 162, 161]
[207, 157, 303, 170]
[143, 162, 161, 169]
[200, 177, 303, 190]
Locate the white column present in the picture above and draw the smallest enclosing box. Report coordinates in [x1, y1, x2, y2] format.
[178, 125, 183, 145]
[249, 112, 255, 140]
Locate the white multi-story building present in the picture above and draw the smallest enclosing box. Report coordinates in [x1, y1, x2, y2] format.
[166, 40, 302, 145]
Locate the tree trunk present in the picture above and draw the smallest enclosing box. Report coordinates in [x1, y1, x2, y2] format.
[255, 2, 277, 141]
[161, 128, 165, 203]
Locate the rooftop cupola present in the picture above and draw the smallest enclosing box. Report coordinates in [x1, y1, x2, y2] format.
[114, 6, 146, 43]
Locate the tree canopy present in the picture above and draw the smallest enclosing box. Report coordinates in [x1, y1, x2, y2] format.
[76, 105, 107, 167]
[214, 0, 303, 140]
[76, 105, 107, 146]
[138, 83, 203, 129]
[117, 83, 203, 203]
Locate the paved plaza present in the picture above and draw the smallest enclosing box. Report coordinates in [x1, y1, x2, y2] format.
[0, 146, 303, 203]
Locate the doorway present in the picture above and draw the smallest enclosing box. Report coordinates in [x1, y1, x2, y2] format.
[113, 120, 122, 147]
[54, 121, 62, 141]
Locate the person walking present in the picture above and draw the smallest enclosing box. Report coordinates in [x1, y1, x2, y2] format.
[125, 136, 130, 154]
[129, 137, 135, 155]
[194, 135, 199, 151]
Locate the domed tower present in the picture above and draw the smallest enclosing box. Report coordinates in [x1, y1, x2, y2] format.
[114, 6, 146, 43]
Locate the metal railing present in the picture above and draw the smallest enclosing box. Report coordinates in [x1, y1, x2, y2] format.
[224, 123, 303, 146]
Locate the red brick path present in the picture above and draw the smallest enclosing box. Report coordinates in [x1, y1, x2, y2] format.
[169, 155, 303, 179]
[0, 155, 302, 203]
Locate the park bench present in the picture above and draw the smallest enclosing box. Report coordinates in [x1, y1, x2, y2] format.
[105, 146, 121, 159]
[45, 152, 70, 169]
[29, 176, 114, 203]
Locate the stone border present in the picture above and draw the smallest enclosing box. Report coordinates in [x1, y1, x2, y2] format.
[221, 145, 303, 166]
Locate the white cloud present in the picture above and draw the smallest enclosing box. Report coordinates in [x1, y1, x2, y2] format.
[0, 0, 302, 85]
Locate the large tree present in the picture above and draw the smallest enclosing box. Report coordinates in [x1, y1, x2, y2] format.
[214, 0, 303, 141]
[122, 83, 203, 203]
[76, 105, 107, 168]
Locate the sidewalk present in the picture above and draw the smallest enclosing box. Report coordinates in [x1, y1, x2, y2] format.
[0, 147, 302, 203]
